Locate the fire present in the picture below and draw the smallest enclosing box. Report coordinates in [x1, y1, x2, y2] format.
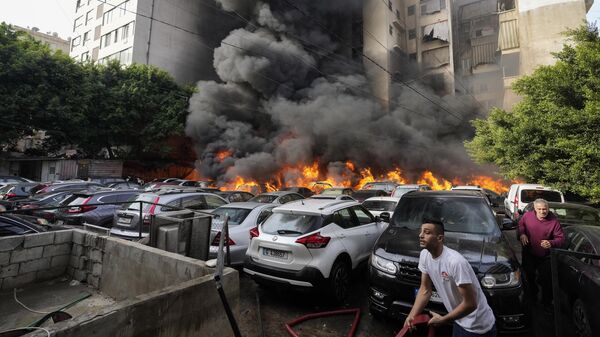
[418, 171, 453, 190]
[466, 176, 510, 194]
[215, 150, 232, 162]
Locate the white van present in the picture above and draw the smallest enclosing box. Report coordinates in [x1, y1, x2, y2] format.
[504, 184, 564, 219]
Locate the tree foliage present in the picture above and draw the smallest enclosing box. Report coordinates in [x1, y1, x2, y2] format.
[0, 23, 193, 159]
[466, 23, 600, 201]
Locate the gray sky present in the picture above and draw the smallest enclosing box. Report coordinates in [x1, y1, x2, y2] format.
[0, 0, 598, 40]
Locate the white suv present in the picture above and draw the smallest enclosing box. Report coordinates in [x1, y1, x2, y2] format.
[243, 198, 387, 302]
[504, 184, 564, 219]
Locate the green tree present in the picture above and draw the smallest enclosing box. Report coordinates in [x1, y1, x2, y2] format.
[466, 23, 600, 201]
[0, 22, 87, 148]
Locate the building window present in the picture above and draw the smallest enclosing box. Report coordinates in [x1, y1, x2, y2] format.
[73, 16, 83, 31]
[498, 0, 516, 12]
[102, 31, 112, 48]
[113, 29, 119, 43]
[389, 25, 394, 36]
[407, 5, 415, 16]
[388, 0, 392, 10]
[86, 9, 94, 25]
[102, 0, 130, 26]
[76, 0, 84, 11]
[408, 29, 416, 40]
[71, 36, 81, 51]
[81, 51, 90, 62]
[396, 9, 400, 20]
[83, 31, 90, 46]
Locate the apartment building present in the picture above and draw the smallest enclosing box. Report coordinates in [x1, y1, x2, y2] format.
[364, 0, 593, 112]
[13, 26, 70, 54]
[69, 0, 238, 85]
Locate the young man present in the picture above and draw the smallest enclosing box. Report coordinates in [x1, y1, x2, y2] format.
[518, 198, 564, 307]
[404, 219, 496, 337]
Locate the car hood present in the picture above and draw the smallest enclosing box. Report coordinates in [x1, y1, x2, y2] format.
[374, 227, 518, 274]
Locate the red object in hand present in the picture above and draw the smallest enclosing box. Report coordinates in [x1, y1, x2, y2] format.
[395, 314, 436, 337]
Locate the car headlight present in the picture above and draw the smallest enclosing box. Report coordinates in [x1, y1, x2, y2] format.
[480, 270, 521, 288]
[371, 254, 397, 275]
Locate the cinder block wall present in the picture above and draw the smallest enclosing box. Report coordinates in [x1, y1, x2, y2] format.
[0, 230, 73, 290]
[66, 230, 108, 289]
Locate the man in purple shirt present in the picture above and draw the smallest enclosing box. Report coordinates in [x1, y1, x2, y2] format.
[518, 198, 564, 308]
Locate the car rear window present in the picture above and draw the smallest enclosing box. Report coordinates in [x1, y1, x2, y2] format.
[391, 196, 499, 234]
[212, 207, 252, 226]
[123, 194, 158, 212]
[363, 200, 397, 212]
[261, 213, 324, 236]
[392, 187, 417, 198]
[250, 195, 278, 203]
[521, 190, 562, 203]
[67, 196, 90, 206]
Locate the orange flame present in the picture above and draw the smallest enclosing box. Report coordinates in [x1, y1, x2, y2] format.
[418, 171, 453, 190]
[215, 150, 232, 162]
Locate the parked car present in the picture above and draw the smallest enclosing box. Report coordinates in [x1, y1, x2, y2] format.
[215, 191, 255, 203]
[307, 181, 333, 194]
[107, 181, 142, 190]
[451, 185, 505, 214]
[0, 214, 63, 236]
[209, 202, 277, 265]
[361, 181, 400, 195]
[248, 191, 304, 204]
[558, 225, 600, 337]
[33, 181, 105, 195]
[351, 189, 388, 202]
[110, 190, 228, 239]
[520, 201, 600, 227]
[0, 182, 40, 200]
[368, 190, 529, 334]
[319, 187, 354, 196]
[391, 184, 431, 198]
[54, 189, 141, 227]
[280, 186, 314, 198]
[0, 175, 34, 189]
[244, 198, 387, 302]
[505, 184, 564, 220]
[362, 196, 400, 219]
[11, 190, 78, 213]
[29, 192, 79, 222]
[90, 177, 125, 185]
[309, 195, 357, 201]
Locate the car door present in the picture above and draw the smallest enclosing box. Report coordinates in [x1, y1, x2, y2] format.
[332, 207, 364, 267]
[350, 205, 380, 261]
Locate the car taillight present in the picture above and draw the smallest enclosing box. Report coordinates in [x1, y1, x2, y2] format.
[148, 196, 160, 215]
[211, 232, 235, 246]
[4, 193, 17, 199]
[66, 197, 95, 213]
[249, 226, 259, 238]
[295, 232, 330, 249]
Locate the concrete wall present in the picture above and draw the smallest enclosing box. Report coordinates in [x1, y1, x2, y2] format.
[0, 230, 72, 290]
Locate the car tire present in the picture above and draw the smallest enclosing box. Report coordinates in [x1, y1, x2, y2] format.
[328, 259, 350, 303]
[572, 298, 592, 337]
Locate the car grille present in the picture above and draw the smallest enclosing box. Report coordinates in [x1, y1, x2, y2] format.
[397, 260, 421, 284]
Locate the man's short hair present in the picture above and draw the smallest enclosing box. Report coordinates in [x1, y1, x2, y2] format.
[533, 198, 549, 208]
[422, 217, 445, 235]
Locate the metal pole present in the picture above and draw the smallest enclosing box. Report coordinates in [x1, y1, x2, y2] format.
[550, 249, 561, 337]
[225, 216, 231, 267]
[139, 201, 143, 239]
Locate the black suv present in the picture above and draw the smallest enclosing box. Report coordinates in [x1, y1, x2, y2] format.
[54, 189, 140, 227]
[368, 190, 529, 335]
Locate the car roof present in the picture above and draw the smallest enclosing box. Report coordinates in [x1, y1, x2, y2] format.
[363, 196, 401, 202]
[451, 185, 482, 190]
[354, 189, 386, 193]
[395, 184, 426, 188]
[403, 190, 486, 198]
[73, 189, 140, 196]
[215, 202, 275, 210]
[273, 198, 358, 215]
[511, 184, 559, 190]
[258, 191, 298, 196]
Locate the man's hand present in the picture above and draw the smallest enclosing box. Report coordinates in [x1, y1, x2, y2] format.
[403, 315, 415, 330]
[428, 311, 446, 327]
[520, 234, 529, 246]
[540, 240, 551, 249]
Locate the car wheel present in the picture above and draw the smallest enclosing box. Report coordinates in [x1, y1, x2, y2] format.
[328, 259, 350, 303]
[572, 298, 592, 337]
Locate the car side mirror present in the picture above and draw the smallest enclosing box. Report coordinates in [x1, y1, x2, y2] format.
[379, 212, 391, 223]
[501, 218, 517, 230]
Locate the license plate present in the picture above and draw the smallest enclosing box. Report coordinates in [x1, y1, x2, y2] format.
[119, 217, 132, 224]
[415, 288, 443, 303]
[262, 247, 288, 259]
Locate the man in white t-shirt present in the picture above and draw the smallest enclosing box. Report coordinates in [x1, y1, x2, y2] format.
[404, 218, 496, 337]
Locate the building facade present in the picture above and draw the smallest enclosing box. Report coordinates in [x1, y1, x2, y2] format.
[13, 26, 70, 54]
[364, 0, 594, 113]
[69, 0, 239, 85]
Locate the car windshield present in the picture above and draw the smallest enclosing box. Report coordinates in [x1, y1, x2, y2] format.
[261, 212, 323, 236]
[212, 207, 252, 226]
[249, 195, 278, 203]
[363, 200, 397, 212]
[521, 190, 562, 203]
[391, 196, 499, 234]
[123, 194, 157, 212]
[392, 187, 417, 198]
[321, 189, 343, 195]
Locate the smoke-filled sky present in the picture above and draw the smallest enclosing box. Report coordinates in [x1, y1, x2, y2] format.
[185, 0, 491, 186]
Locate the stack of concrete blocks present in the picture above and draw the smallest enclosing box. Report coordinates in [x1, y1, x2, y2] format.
[67, 230, 106, 289]
[0, 230, 73, 290]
